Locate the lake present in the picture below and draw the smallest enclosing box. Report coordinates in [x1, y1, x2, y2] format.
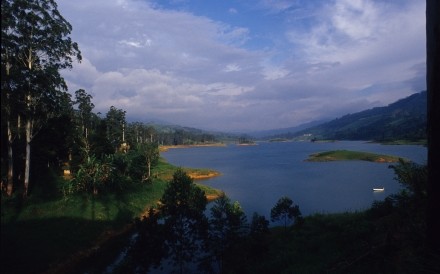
[162, 141, 427, 218]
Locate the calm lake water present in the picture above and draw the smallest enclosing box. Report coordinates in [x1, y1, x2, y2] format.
[99, 141, 426, 274]
[162, 141, 427, 218]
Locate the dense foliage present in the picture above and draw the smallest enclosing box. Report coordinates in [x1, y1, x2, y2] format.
[1, 0, 81, 197]
[121, 170, 273, 274]
[0, 0, 220, 199]
[114, 160, 436, 274]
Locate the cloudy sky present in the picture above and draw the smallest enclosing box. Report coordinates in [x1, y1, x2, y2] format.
[57, 0, 426, 132]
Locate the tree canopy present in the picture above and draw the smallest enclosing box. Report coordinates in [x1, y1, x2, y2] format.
[270, 196, 302, 229]
[159, 169, 208, 273]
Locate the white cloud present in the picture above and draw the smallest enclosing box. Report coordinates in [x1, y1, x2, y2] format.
[262, 65, 289, 80]
[224, 64, 242, 72]
[287, 0, 424, 63]
[284, 0, 425, 100]
[228, 8, 238, 14]
[332, 0, 379, 40]
[258, 0, 297, 13]
[58, 0, 426, 131]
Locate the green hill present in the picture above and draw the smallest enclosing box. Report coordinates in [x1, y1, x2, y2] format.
[293, 91, 427, 142]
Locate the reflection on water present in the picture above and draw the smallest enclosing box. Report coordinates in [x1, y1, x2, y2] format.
[162, 141, 426, 217]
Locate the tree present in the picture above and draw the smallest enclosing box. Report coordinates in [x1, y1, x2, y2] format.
[145, 125, 156, 143]
[159, 169, 208, 274]
[74, 89, 94, 140]
[73, 155, 112, 195]
[207, 193, 248, 273]
[128, 208, 167, 272]
[1, 0, 17, 195]
[249, 212, 270, 237]
[1, 0, 81, 197]
[389, 159, 428, 202]
[31, 91, 75, 169]
[138, 142, 159, 182]
[243, 212, 271, 266]
[88, 118, 113, 159]
[105, 106, 126, 152]
[126, 122, 142, 145]
[270, 196, 302, 230]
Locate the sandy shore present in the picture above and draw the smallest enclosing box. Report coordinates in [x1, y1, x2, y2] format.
[160, 143, 226, 152]
[187, 171, 221, 180]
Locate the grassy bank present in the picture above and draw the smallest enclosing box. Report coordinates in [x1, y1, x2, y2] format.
[0, 158, 221, 274]
[306, 149, 404, 163]
[159, 142, 226, 152]
[153, 157, 222, 199]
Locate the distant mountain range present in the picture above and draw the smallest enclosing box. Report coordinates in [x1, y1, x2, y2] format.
[259, 91, 427, 142]
[247, 120, 328, 139]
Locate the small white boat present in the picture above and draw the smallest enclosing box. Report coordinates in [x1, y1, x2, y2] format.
[373, 187, 385, 191]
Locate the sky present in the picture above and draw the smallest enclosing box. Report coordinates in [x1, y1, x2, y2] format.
[57, 0, 426, 132]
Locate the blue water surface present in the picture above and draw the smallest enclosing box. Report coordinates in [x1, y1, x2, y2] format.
[162, 141, 427, 218]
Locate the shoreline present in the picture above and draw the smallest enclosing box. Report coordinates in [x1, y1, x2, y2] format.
[159, 143, 226, 152]
[188, 171, 221, 180]
[43, 158, 222, 274]
[236, 143, 258, 146]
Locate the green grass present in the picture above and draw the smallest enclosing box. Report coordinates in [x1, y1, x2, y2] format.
[306, 149, 404, 163]
[1, 183, 166, 273]
[0, 158, 221, 274]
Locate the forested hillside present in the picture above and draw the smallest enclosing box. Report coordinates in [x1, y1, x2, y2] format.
[0, 0, 221, 198]
[292, 91, 427, 141]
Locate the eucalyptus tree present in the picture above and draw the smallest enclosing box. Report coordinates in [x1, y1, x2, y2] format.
[1, 0, 81, 197]
[126, 123, 157, 146]
[1, 9, 15, 196]
[87, 118, 113, 160]
[1, 0, 25, 195]
[138, 142, 159, 182]
[105, 106, 126, 152]
[74, 89, 95, 140]
[31, 91, 76, 169]
[70, 88, 98, 167]
[145, 125, 156, 143]
[126, 122, 142, 145]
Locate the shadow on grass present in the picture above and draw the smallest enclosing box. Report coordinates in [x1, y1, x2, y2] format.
[0, 214, 134, 274]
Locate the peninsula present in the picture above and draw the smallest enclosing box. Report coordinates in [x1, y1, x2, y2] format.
[306, 150, 404, 163]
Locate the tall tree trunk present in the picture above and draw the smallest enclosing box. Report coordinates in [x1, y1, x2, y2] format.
[4, 54, 14, 196]
[6, 120, 14, 196]
[426, 0, 440, 252]
[24, 117, 32, 198]
[147, 160, 151, 181]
